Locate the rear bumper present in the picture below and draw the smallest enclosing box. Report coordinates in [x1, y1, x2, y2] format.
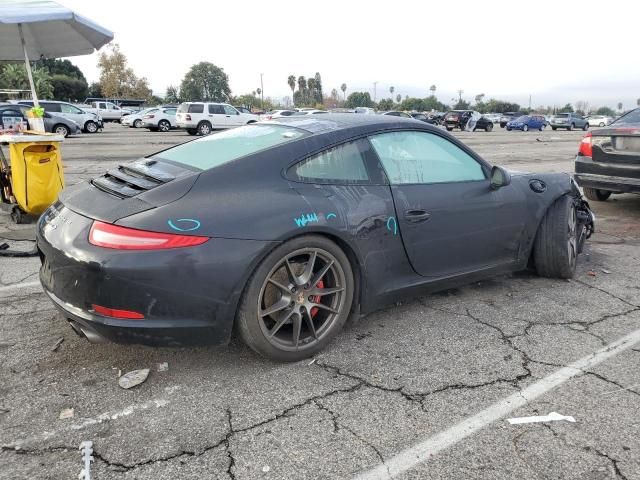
[575, 156, 640, 193]
[574, 173, 640, 194]
[37, 205, 277, 346]
[176, 121, 197, 129]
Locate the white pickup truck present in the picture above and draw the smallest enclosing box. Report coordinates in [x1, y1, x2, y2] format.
[80, 101, 132, 122]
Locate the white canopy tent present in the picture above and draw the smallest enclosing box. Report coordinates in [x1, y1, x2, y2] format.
[0, 0, 113, 107]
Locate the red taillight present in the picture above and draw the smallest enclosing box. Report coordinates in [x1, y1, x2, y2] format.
[185, 114, 191, 121]
[89, 221, 209, 250]
[579, 132, 592, 157]
[92, 304, 144, 319]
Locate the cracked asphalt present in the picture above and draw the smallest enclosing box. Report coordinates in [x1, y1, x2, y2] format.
[1, 124, 639, 479]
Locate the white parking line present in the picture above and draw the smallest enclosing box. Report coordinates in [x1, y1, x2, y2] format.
[353, 326, 640, 480]
[0, 280, 41, 294]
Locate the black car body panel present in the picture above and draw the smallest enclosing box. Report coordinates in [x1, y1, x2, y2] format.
[443, 110, 493, 131]
[574, 113, 640, 194]
[37, 114, 589, 346]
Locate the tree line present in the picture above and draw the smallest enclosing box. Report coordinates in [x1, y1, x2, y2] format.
[0, 43, 632, 116]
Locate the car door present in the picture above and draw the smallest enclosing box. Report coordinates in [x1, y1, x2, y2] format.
[0, 107, 26, 130]
[208, 104, 228, 128]
[164, 108, 177, 127]
[60, 103, 86, 126]
[368, 130, 528, 278]
[223, 105, 243, 126]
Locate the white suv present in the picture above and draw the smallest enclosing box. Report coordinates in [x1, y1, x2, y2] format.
[176, 102, 259, 135]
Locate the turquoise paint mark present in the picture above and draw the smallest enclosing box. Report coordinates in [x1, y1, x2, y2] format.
[168, 218, 201, 232]
[294, 213, 319, 227]
[386, 216, 398, 235]
[326, 213, 337, 220]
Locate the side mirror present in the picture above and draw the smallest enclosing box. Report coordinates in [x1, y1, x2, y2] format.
[490, 166, 511, 190]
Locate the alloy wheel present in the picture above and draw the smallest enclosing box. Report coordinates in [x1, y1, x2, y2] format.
[567, 207, 577, 268]
[55, 125, 69, 137]
[257, 248, 346, 351]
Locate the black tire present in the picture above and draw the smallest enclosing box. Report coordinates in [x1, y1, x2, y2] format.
[84, 120, 98, 133]
[485, 123, 493, 132]
[187, 128, 198, 135]
[53, 124, 69, 137]
[197, 121, 212, 135]
[445, 126, 453, 131]
[583, 187, 611, 202]
[552, 126, 557, 131]
[134, 119, 142, 128]
[599, 122, 605, 127]
[506, 127, 512, 131]
[539, 124, 545, 131]
[236, 235, 354, 362]
[568, 123, 574, 131]
[158, 120, 171, 132]
[523, 124, 529, 132]
[533, 195, 579, 279]
[583, 123, 589, 131]
[148, 127, 158, 132]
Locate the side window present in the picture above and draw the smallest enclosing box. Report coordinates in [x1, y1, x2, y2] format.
[369, 131, 486, 185]
[60, 104, 81, 114]
[223, 105, 238, 115]
[208, 104, 224, 114]
[189, 104, 204, 114]
[289, 139, 371, 184]
[98, 102, 107, 109]
[165, 108, 177, 116]
[42, 102, 61, 113]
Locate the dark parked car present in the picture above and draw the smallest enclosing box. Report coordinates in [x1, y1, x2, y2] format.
[550, 113, 589, 131]
[506, 115, 547, 132]
[443, 110, 493, 131]
[38, 115, 594, 361]
[380, 111, 412, 118]
[574, 107, 640, 200]
[499, 112, 526, 128]
[410, 112, 439, 125]
[0, 103, 81, 137]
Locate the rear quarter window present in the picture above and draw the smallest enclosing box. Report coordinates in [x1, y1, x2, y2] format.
[189, 104, 204, 114]
[154, 124, 308, 170]
[288, 139, 371, 184]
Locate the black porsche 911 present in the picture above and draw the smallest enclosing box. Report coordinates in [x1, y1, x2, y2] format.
[37, 115, 594, 361]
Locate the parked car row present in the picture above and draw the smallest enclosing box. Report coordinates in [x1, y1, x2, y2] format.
[0, 102, 82, 137]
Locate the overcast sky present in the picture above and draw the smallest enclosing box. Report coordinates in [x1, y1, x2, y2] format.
[61, 0, 638, 110]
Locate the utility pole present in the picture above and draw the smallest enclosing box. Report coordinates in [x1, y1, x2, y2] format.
[528, 94, 531, 111]
[373, 81, 378, 102]
[260, 73, 264, 110]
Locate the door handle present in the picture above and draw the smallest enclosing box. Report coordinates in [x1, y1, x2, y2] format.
[226, 115, 231, 117]
[404, 209, 431, 223]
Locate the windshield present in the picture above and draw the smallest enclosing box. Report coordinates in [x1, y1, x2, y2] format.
[515, 116, 529, 122]
[555, 114, 569, 118]
[613, 109, 640, 125]
[154, 124, 308, 170]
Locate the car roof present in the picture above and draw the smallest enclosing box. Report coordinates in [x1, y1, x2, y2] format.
[266, 113, 423, 134]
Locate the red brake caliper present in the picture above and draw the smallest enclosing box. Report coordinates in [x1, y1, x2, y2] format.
[310, 280, 324, 317]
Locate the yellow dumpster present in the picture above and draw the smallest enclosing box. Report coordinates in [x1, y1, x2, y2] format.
[0, 133, 65, 223]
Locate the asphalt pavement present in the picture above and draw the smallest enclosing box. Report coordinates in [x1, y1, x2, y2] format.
[1, 123, 639, 480]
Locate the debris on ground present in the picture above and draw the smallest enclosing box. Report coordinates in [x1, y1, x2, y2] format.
[308, 358, 316, 366]
[157, 362, 169, 372]
[118, 369, 150, 389]
[507, 412, 575, 425]
[601, 269, 611, 274]
[262, 465, 271, 473]
[51, 337, 64, 352]
[587, 270, 597, 277]
[79, 441, 94, 480]
[59, 408, 74, 419]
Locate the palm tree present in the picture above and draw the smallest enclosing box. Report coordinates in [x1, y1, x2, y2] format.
[287, 75, 296, 105]
[617, 102, 623, 111]
[340, 83, 347, 101]
[429, 84, 436, 96]
[389, 86, 395, 99]
[396, 94, 401, 103]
